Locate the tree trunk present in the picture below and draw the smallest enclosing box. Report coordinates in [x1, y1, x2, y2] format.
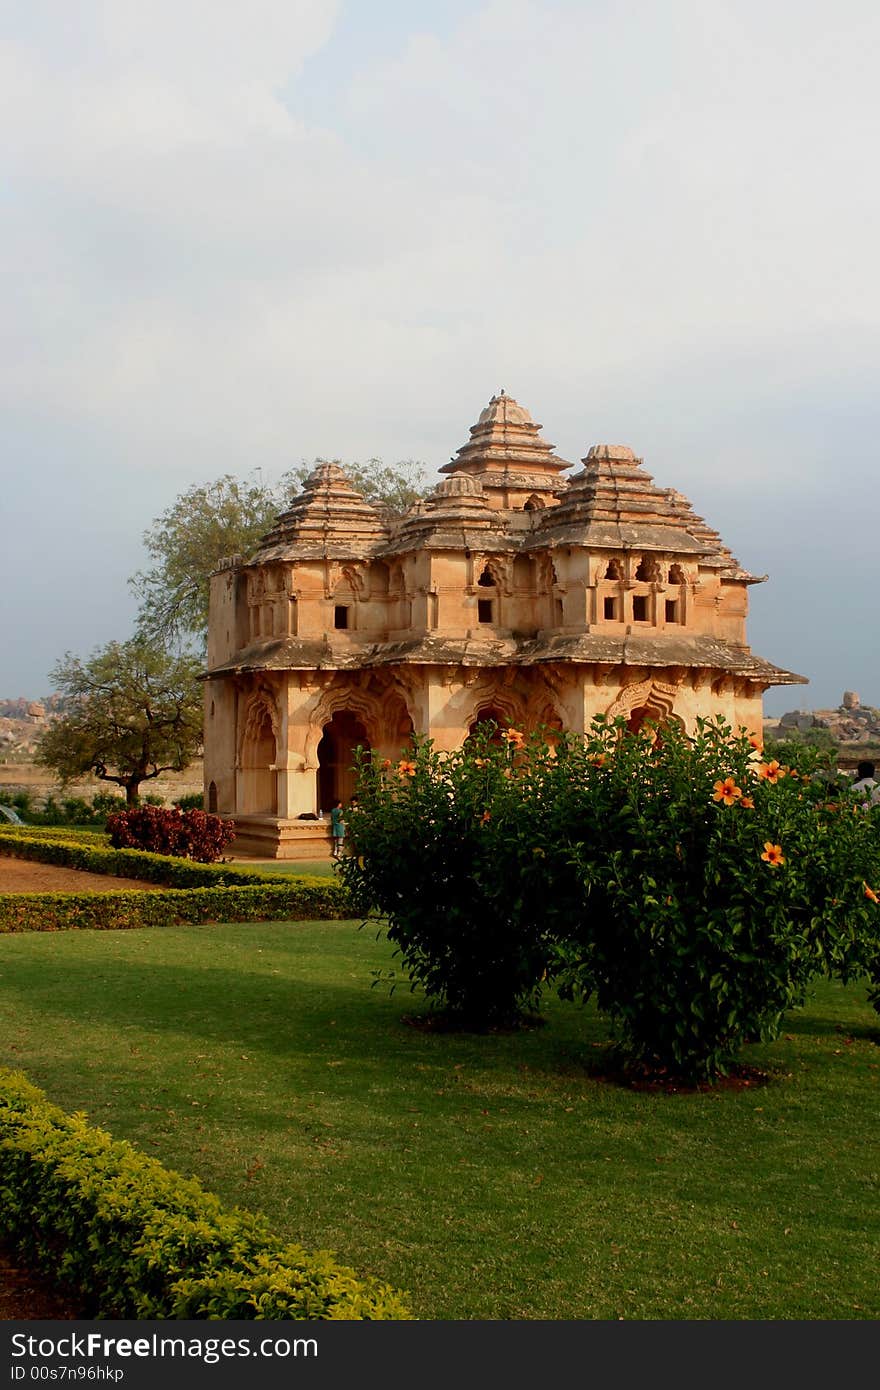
[125, 780, 141, 808]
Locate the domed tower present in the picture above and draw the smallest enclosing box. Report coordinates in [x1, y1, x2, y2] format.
[440, 390, 572, 510]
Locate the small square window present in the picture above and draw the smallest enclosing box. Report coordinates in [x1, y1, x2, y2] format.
[477, 599, 493, 623]
[604, 596, 617, 620]
[632, 596, 649, 622]
[665, 599, 679, 624]
[334, 605, 349, 630]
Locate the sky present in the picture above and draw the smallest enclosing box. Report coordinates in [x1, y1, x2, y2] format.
[2, 0, 878, 714]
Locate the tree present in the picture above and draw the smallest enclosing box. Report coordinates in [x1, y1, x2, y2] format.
[132, 460, 432, 646]
[131, 473, 287, 646]
[291, 457, 431, 519]
[35, 641, 204, 807]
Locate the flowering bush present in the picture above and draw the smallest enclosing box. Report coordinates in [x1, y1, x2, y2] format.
[106, 806, 235, 863]
[338, 733, 555, 1027]
[342, 717, 880, 1078]
[531, 718, 880, 1079]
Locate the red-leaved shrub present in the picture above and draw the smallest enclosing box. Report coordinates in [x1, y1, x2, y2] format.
[106, 806, 235, 863]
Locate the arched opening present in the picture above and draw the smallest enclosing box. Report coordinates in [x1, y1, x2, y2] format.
[467, 706, 514, 745]
[523, 494, 544, 511]
[317, 711, 370, 812]
[240, 705, 277, 814]
[669, 563, 686, 585]
[626, 706, 653, 736]
[625, 707, 684, 742]
[208, 780, 218, 814]
[604, 559, 621, 580]
[635, 557, 658, 582]
[477, 565, 495, 587]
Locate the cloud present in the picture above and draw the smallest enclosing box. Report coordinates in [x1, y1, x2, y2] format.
[1, 0, 878, 704]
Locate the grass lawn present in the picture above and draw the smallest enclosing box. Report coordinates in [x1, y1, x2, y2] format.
[1, 920, 878, 1320]
[236, 858, 337, 877]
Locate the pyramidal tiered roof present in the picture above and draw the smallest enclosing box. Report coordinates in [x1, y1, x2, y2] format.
[532, 444, 759, 578]
[249, 462, 388, 563]
[440, 391, 571, 500]
[387, 473, 509, 554]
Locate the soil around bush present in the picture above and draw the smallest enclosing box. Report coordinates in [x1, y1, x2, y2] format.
[0, 858, 161, 894]
[0, 1246, 83, 1320]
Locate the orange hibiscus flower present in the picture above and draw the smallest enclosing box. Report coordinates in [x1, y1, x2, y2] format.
[756, 760, 787, 783]
[761, 842, 785, 867]
[713, 776, 743, 806]
[396, 759, 417, 777]
[864, 883, 879, 904]
[739, 795, 755, 809]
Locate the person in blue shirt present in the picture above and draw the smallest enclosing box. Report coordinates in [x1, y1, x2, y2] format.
[329, 800, 346, 857]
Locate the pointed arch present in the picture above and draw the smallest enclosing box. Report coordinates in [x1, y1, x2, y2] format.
[238, 689, 280, 815]
[605, 679, 681, 731]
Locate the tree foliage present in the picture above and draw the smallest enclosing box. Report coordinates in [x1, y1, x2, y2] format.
[291, 457, 431, 519]
[132, 460, 432, 645]
[35, 641, 204, 806]
[131, 474, 288, 645]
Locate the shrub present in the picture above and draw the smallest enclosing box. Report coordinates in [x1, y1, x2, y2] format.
[339, 728, 555, 1027]
[9, 789, 126, 828]
[342, 718, 880, 1077]
[0, 1068, 410, 1319]
[107, 806, 236, 862]
[90, 791, 128, 819]
[174, 791, 205, 811]
[540, 721, 880, 1077]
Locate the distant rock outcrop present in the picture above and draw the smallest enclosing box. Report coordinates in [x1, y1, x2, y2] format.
[767, 692, 880, 746]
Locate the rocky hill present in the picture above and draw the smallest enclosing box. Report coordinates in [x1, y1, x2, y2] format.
[764, 690, 880, 763]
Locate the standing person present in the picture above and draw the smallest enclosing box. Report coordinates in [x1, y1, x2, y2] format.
[852, 761, 880, 807]
[329, 799, 346, 857]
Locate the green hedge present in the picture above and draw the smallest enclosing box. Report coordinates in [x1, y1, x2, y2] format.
[0, 881, 350, 932]
[0, 829, 350, 931]
[0, 1069, 410, 1319]
[0, 825, 110, 844]
[0, 828, 305, 887]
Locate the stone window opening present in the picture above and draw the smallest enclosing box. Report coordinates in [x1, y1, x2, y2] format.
[635, 557, 658, 582]
[477, 565, 496, 588]
[666, 598, 680, 624]
[632, 595, 649, 622]
[604, 559, 621, 580]
[669, 563, 686, 585]
[334, 605, 349, 630]
[604, 596, 618, 620]
[478, 598, 494, 623]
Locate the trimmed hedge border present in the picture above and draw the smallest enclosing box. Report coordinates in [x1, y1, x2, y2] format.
[0, 830, 351, 930]
[0, 827, 287, 886]
[0, 825, 111, 844]
[0, 883, 350, 932]
[0, 1068, 410, 1320]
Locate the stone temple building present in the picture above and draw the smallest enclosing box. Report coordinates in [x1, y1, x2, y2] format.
[203, 392, 805, 856]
